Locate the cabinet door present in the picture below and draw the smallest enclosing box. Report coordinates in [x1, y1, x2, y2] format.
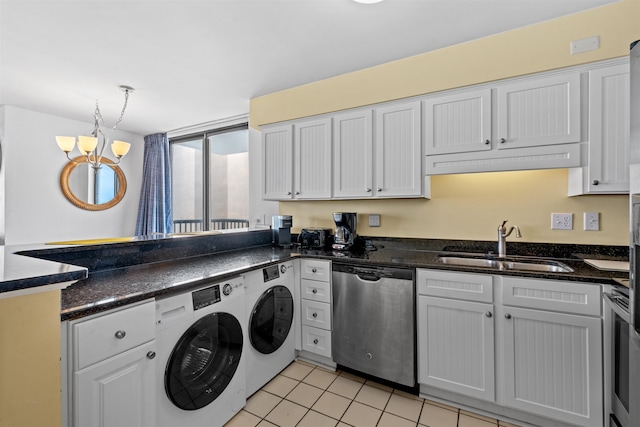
[375, 101, 422, 197]
[587, 64, 630, 193]
[424, 89, 492, 155]
[497, 74, 581, 149]
[74, 341, 156, 427]
[418, 296, 495, 402]
[294, 118, 332, 199]
[501, 307, 603, 427]
[263, 124, 293, 200]
[333, 109, 373, 198]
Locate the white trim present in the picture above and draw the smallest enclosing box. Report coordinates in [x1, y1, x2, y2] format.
[166, 113, 249, 138]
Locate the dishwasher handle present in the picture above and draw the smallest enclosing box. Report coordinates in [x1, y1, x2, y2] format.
[357, 272, 383, 282]
[333, 263, 414, 281]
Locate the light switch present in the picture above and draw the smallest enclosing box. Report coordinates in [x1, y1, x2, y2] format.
[584, 212, 600, 231]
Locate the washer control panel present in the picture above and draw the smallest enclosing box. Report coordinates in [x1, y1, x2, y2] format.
[192, 284, 221, 311]
[262, 264, 281, 283]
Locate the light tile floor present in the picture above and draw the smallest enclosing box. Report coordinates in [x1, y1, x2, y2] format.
[225, 360, 524, 427]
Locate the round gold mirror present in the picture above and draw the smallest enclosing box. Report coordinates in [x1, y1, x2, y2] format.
[60, 156, 127, 211]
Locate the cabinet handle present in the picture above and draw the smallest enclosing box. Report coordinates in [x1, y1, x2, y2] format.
[500, 138, 506, 144]
[295, 191, 300, 195]
[312, 288, 318, 294]
[312, 312, 318, 318]
[115, 330, 126, 339]
[504, 313, 512, 319]
[485, 311, 492, 318]
[287, 191, 292, 195]
[366, 188, 372, 192]
[312, 268, 317, 273]
[484, 139, 491, 145]
[146, 351, 156, 360]
[377, 188, 382, 192]
[313, 339, 319, 345]
[592, 180, 600, 186]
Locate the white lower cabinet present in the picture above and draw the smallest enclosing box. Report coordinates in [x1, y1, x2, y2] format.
[418, 295, 495, 401]
[501, 306, 602, 426]
[417, 269, 603, 427]
[298, 259, 333, 360]
[67, 300, 156, 427]
[74, 341, 156, 427]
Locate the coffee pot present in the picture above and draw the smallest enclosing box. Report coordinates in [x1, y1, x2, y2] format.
[332, 212, 357, 250]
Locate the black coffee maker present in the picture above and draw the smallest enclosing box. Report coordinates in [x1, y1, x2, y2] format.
[332, 212, 357, 250]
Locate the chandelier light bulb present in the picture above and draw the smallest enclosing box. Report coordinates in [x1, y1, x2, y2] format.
[111, 140, 131, 158]
[77, 135, 98, 155]
[55, 136, 76, 153]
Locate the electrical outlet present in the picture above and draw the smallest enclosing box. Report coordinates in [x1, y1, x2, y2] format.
[551, 213, 573, 230]
[369, 214, 381, 227]
[584, 212, 600, 231]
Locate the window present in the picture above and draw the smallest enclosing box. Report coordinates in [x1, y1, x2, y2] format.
[170, 124, 249, 233]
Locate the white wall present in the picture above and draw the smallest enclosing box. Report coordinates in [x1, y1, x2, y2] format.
[2, 106, 144, 245]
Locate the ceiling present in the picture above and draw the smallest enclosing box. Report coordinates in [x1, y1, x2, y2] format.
[0, 0, 618, 136]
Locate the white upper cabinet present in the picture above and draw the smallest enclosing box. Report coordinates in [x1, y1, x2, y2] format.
[262, 119, 332, 200]
[375, 101, 422, 197]
[426, 71, 582, 175]
[333, 109, 374, 198]
[294, 118, 332, 199]
[569, 61, 630, 195]
[496, 73, 581, 149]
[262, 124, 293, 200]
[424, 89, 492, 155]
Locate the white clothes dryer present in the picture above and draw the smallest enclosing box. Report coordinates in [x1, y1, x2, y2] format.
[155, 277, 246, 427]
[243, 261, 295, 397]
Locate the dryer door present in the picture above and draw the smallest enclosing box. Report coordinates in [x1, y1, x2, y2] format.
[249, 286, 294, 354]
[165, 312, 243, 410]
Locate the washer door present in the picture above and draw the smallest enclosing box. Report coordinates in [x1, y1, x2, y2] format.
[165, 312, 243, 410]
[249, 286, 293, 354]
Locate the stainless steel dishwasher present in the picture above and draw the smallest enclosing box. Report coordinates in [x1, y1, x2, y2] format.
[332, 263, 415, 387]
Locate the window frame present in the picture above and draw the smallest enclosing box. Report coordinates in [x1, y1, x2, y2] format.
[169, 122, 249, 231]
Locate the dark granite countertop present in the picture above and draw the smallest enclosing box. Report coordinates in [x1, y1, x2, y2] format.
[56, 234, 630, 321]
[0, 246, 87, 295]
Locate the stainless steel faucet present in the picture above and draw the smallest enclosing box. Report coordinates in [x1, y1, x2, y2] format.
[497, 220, 522, 258]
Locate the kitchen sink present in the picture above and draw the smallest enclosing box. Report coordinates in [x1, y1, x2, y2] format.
[436, 256, 574, 273]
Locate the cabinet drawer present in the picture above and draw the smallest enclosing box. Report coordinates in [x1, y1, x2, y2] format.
[301, 299, 332, 330]
[502, 277, 601, 316]
[301, 259, 331, 282]
[301, 325, 332, 358]
[301, 278, 331, 303]
[73, 300, 156, 370]
[417, 269, 493, 303]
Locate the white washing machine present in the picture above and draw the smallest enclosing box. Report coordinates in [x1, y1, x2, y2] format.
[155, 276, 246, 427]
[243, 261, 295, 397]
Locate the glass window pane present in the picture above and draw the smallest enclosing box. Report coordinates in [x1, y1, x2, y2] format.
[208, 129, 249, 230]
[171, 138, 204, 233]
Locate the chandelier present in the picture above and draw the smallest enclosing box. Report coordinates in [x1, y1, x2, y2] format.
[56, 85, 134, 169]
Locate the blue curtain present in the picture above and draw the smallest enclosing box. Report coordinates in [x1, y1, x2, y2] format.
[135, 133, 173, 235]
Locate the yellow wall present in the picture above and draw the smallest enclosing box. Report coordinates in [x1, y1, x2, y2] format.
[250, 0, 639, 127]
[282, 169, 629, 245]
[0, 291, 62, 427]
[251, 0, 640, 246]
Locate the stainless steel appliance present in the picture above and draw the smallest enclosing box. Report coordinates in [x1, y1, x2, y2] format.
[332, 212, 357, 250]
[604, 282, 630, 427]
[629, 39, 640, 427]
[272, 215, 292, 248]
[298, 228, 332, 249]
[332, 263, 415, 387]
